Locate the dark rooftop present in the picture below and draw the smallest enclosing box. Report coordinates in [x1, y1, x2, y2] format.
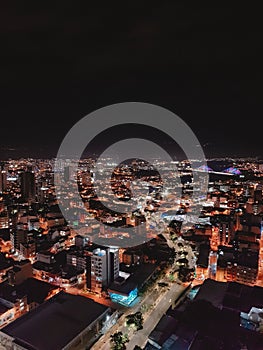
[108, 263, 157, 295]
[195, 279, 228, 308]
[148, 279, 263, 350]
[238, 249, 259, 269]
[0, 282, 26, 303]
[196, 244, 210, 268]
[2, 291, 109, 350]
[149, 314, 178, 346]
[0, 252, 14, 271]
[32, 261, 61, 274]
[175, 297, 263, 349]
[17, 277, 58, 304]
[61, 264, 84, 279]
[195, 279, 263, 314]
[0, 302, 10, 315]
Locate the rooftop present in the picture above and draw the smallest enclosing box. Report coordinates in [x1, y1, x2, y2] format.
[194, 279, 228, 308]
[196, 244, 210, 268]
[2, 291, 110, 350]
[0, 302, 10, 315]
[0, 282, 26, 303]
[17, 277, 58, 304]
[195, 279, 263, 313]
[0, 253, 14, 271]
[148, 280, 263, 349]
[108, 263, 157, 295]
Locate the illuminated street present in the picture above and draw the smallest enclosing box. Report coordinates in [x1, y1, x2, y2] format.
[126, 282, 185, 350]
[91, 278, 186, 350]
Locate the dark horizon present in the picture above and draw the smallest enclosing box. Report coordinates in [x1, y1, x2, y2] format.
[0, 3, 262, 159]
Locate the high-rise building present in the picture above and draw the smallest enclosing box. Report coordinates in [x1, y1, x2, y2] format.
[10, 229, 27, 252]
[218, 220, 234, 245]
[244, 184, 254, 198]
[66, 243, 119, 294]
[254, 184, 263, 203]
[0, 169, 7, 193]
[36, 180, 49, 204]
[67, 250, 87, 271]
[208, 251, 218, 279]
[20, 171, 36, 203]
[85, 246, 119, 294]
[226, 262, 258, 284]
[20, 241, 36, 259]
[0, 210, 8, 229]
[64, 165, 75, 182]
[109, 248, 119, 283]
[8, 209, 18, 237]
[86, 248, 109, 293]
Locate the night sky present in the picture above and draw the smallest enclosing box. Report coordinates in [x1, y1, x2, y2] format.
[0, 3, 262, 159]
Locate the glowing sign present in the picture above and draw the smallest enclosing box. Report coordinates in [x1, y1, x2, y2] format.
[109, 288, 138, 306]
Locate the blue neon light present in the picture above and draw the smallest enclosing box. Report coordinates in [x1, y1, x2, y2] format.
[109, 288, 138, 306]
[224, 167, 241, 175]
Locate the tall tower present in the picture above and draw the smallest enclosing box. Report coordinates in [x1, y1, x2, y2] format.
[219, 221, 234, 245]
[257, 220, 263, 286]
[254, 184, 263, 203]
[10, 228, 27, 252]
[20, 171, 36, 203]
[64, 165, 75, 182]
[0, 164, 7, 193]
[86, 246, 119, 293]
[87, 248, 109, 294]
[109, 248, 119, 283]
[234, 209, 243, 231]
[208, 251, 218, 280]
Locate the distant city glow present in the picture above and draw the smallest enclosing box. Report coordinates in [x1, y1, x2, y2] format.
[224, 167, 241, 175]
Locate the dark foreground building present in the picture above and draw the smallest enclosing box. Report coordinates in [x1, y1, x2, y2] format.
[0, 291, 111, 350]
[146, 279, 263, 350]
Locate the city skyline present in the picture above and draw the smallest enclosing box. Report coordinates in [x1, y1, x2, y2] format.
[1, 156, 263, 349]
[1, 3, 263, 350]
